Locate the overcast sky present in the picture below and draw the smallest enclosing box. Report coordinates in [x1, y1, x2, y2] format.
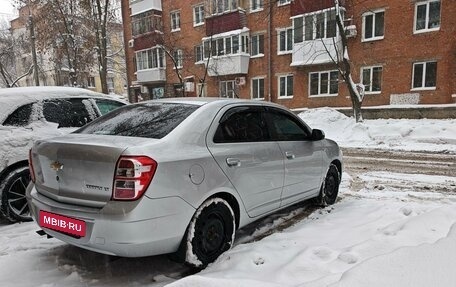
[0, 0, 16, 15]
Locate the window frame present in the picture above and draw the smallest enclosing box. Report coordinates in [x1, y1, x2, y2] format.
[278, 0, 291, 7]
[170, 10, 181, 32]
[309, 70, 339, 97]
[219, 80, 237, 98]
[173, 49, 183, 69]
[414, 0, 441, 34]
[362, 9, 385, 42]
[300, 8, 338, 42]
[277, 74, 294, 99]
[250, 0, 263, 12]
[193, 4, 205, 27]
[251, 77, 265, 100]
[250, 34, 264, 57]
[360, 66, 383, 94]
[411, 61, 437, 91]
[277, 27, 293, 55]
[135, 47, 166, 71]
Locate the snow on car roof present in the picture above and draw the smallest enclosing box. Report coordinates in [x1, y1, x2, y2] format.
[0, 86, 126, 123]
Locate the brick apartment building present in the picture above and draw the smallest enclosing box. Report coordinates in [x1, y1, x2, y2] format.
[121, 0, 455, 109]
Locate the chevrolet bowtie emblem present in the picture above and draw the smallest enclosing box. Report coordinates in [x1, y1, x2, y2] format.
[50, 161, 64, 171]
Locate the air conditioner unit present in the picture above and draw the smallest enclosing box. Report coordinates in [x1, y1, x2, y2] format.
[140, 85, 148, 94]
[235, 77, 246, 86]
[345, 25, 357, 38]
[128, 39, 134, 48]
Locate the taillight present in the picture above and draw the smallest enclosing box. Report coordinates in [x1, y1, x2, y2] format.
[29, 149, 36, 183]
[112, 156, 157, 201]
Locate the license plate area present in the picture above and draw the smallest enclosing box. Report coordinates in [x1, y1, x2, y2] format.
[39, 211, 86, 238]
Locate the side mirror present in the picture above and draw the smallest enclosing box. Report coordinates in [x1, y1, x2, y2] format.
[311, 129, 325, 141]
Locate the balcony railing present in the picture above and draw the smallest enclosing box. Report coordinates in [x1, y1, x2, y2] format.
[130, 0, 162, 15]
[135, 68, 166, 83]
[206, 54, 250, 76]
[291, 37, 342, 66]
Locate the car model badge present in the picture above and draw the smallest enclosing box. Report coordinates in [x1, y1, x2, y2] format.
[50, 161, 64, 171]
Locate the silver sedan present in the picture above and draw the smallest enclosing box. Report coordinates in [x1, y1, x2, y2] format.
[27, 98, 342, 267]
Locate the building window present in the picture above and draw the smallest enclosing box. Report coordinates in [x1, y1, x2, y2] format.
[251, 34, 264, 57]
[210, 0, 237, 15]
[278, 75, 293, 98]
[202, 33, 249, 59]
[87, 76, 95, 88]
[278, 27, 293, 54]
[293, 17, 303, 43]
[250, 0, 263, 11]
[278, 0, 291, 6]
[309, 70, 338, 96]
[220, 80, 236, 98]
[132, 11, 162, 36]
[251, 77, 265, 99]
[301, 9, 338, 41]
[412, 61, 437, 89]
[107, 77, 115, 93]
[171, 10, 181, 31]
[415, 0, 440, 33]
[362, 10, 384, 41]
[195, 44, 204, 63]
[361, 66, 383, 93]
[173, 49, 183, 69]
[135, 47, 165, 70]
[193, 4, 205, 26]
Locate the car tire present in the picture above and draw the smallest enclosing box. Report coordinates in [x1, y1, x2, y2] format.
[0, 166, 33, 223]
[313, 164, 340, 207]
[183, 198, 235, 268]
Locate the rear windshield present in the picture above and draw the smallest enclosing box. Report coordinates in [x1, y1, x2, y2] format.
[75, 102, 199, 139]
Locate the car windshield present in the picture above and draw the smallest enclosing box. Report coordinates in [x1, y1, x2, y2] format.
[75, 102, 199, 139]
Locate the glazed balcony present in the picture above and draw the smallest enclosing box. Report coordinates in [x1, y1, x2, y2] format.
[135, 68, 166, 84]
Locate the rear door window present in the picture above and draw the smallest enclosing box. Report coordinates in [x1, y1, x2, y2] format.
[3, 103, 33, 127]
[43, 98, 93, 128]
[213, 106, 270, 143]
[75, 103, 199, 139]
[94, 99, 125, 115]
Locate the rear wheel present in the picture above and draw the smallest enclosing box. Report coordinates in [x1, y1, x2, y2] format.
[0, 167, 32, 223]
[313, 164, 340, 206]
[183, 198, 235, 268]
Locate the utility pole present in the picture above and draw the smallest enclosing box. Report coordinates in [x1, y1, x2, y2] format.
[28, 8, 40, 86]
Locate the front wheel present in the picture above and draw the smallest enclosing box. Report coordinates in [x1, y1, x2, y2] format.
[183, 198, 235, 268]
[0, 166, 33, 223]
[313, 164, 340, 206]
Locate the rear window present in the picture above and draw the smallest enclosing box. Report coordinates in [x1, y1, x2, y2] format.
[75, 103, 199, 139]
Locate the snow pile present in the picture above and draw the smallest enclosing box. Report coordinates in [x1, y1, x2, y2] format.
[299, 108, 456, 153]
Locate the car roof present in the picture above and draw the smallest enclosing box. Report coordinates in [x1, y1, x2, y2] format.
[149, 97, 289, 110]
[0, 86, 126, 123]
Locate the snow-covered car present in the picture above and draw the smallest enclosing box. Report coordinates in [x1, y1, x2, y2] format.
[0, 86, 127, 223]
[27, 98, 342, 268]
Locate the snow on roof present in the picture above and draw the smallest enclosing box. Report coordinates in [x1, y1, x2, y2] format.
[0, 86, 125, 123]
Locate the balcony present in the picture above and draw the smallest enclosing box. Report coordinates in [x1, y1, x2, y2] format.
[135, 68, 166, 84]
[291, 37, 342, 67]
[206, 54, 250, 76]
[130, 0, 162, 15]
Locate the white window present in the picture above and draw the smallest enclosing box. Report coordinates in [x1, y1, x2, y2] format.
[251, 77, 265, 99]
[220, 80, 236, 98]
[303, 9, 337, 41]
[195, 44, 204, 63]
[173, 49, 183, 69]
[362, 10, 385, 41]
[251, 34, 264, 57]
[361, 66, 383, 94]
[412, 61, 437, 90]
[278, 27, 293, 54]
[278, 0, 291, 6]
[211, 0, 237, 15]
[193, 4, 205, 26]
[171, 10, 181, 31]
[135, 47, 165, 70]
[414, 0, 441, 33]
[309, 70, 338, 97]
[278, 75, 293, 98]
[107, 77, 115, 93]
[250, 0, 263, 12]
[196, 83, 207, 97]
[87, 76, 95, 88]
[202, 33, 249, 59]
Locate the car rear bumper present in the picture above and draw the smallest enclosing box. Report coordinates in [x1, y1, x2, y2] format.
[27, 185, 195, 257]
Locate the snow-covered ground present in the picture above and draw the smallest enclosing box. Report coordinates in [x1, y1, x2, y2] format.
[1, 108, 455, 287]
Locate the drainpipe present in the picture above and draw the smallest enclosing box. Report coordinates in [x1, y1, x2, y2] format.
[267, 1, 272, 102]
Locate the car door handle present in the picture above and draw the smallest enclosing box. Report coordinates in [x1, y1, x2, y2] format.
[285, 152, 295, 160]
[226, 158, 241, 167]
